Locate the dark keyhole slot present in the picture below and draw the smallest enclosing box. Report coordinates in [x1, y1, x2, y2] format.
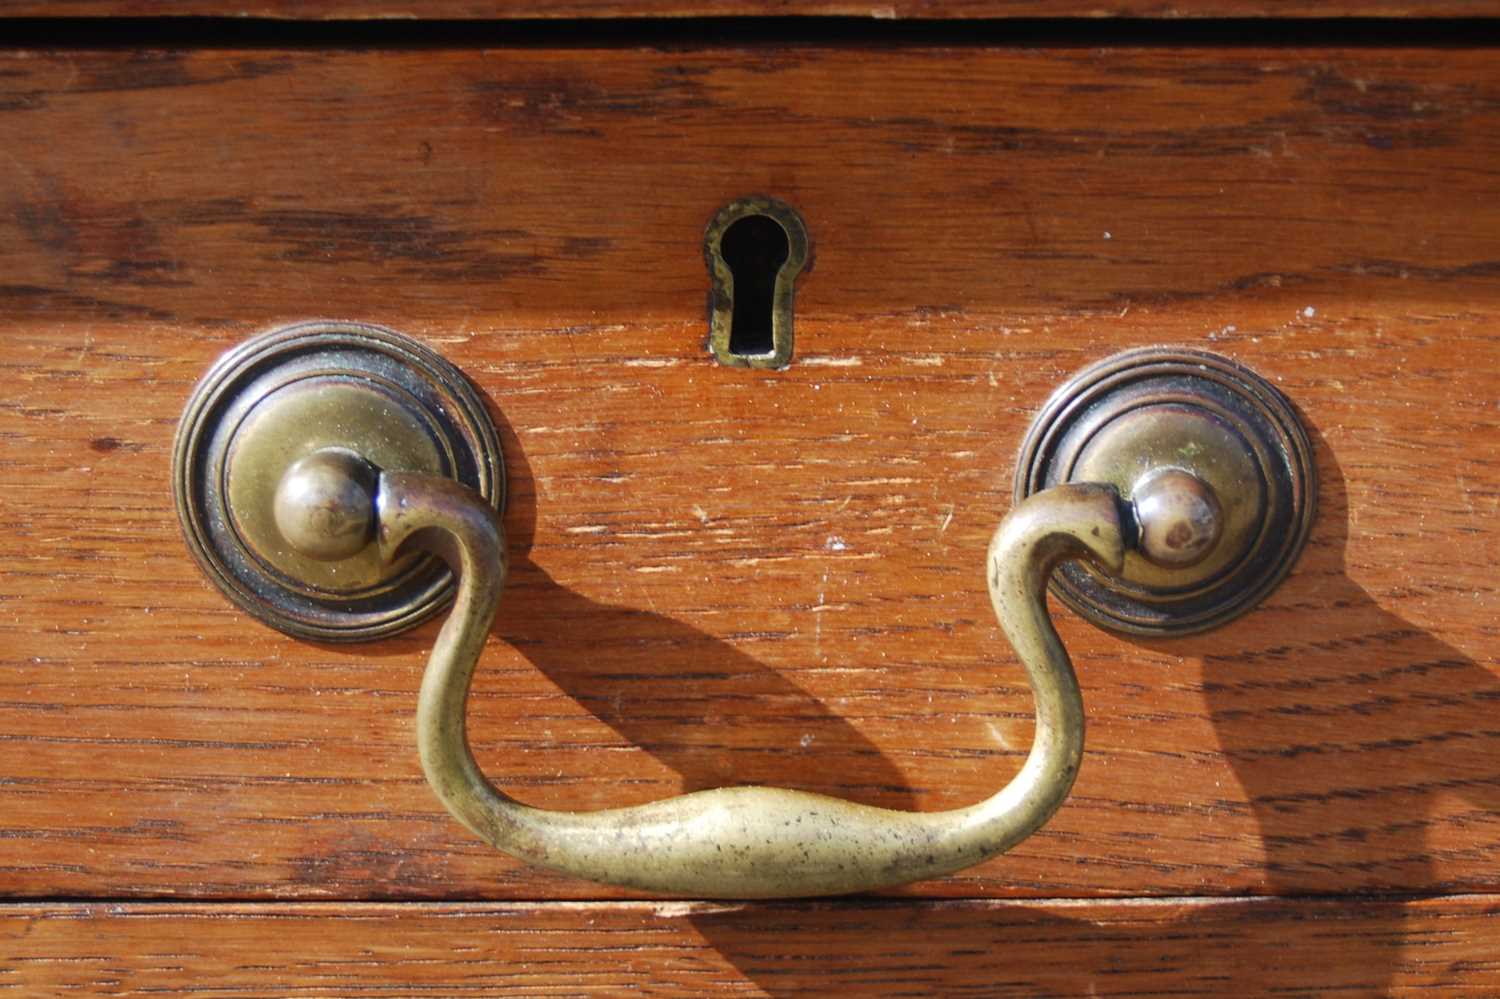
[720, 214, 790, 357]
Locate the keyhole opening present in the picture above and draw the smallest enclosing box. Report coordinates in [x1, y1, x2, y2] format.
[704, 197, 808, 369]
[720, 214, 790, 358]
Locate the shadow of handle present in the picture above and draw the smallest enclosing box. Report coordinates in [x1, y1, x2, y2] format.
[381, 472, 1125, 899]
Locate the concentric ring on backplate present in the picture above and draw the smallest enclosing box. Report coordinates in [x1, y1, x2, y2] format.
[171, 321, 504, 642]
[1014, 347, 1316, 636]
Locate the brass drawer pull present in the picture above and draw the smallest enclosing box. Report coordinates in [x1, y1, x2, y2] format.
[345, 456, 1115, 898]
[175, 327, 1313, 898]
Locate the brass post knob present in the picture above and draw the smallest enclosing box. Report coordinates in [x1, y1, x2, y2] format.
[1130, 468, 1224, 569]
[273, 450, 379, 562]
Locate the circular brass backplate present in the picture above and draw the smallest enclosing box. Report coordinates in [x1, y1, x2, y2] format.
[172, 321, 504, 641]
[1015, 347, 1315, 636]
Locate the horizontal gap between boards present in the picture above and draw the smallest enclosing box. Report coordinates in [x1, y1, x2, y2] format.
[2, 16, 1500, 49]
[0, 891, 1496, 908]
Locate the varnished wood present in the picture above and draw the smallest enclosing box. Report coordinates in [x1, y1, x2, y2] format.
[1, 47, 1498, 910]
[10, 1, 1500, 18]
[4, 896, 1500, 996]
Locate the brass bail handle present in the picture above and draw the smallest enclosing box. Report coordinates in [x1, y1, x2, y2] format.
[278, 449, 1129, 897]
[274, 450, 1247, 897]
[175, 328, 1314, 899]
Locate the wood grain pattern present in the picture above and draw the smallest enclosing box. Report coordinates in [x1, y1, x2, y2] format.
[11, 1, 1500, 19]
[1, 46, 1499, 906]
[5, 896, 1500, 996]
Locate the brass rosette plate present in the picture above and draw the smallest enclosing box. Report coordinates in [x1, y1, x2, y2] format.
[1014, 347, 1316, 636]
[171, 321, 504, 641]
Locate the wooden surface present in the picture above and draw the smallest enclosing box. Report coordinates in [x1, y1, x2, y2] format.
[10, 1, 1500, 19]
[3, 35, 1500, 991]
[3, 896, 1499, 996]
[2, 31, 1500, 990]
[3, 45, 1500, 904]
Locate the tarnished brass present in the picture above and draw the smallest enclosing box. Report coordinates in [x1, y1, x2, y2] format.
[704, 196, 809, 369]
[273, 449, 379, 563]
[1015, 347, 1316, 636]
[171, 321, 503, 641]
[1131, 467, 1223, 569]
[381, 468, 1123, 898]
[226, 377, 445, 593]
[178, 332, 1314, 897]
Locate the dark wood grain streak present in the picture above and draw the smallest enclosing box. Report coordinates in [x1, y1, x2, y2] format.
[10, 1, 1500, 19]
[4, 897, 1500, 996]
[0, 47, 1498, 911]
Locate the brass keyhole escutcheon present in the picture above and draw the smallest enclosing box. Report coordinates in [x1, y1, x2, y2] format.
[704, 196, 809, 369]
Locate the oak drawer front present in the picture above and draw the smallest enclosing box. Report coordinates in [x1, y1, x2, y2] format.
[4, 898, 1500, 997]
[2, 45, 1498, 910]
